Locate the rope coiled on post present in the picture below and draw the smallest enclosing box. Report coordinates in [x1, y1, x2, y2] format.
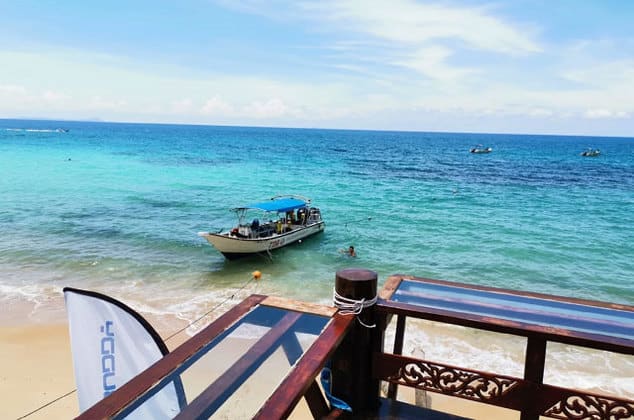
[333, 289, 377, 328]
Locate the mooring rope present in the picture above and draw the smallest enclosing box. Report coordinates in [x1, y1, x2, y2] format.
[163, 274, 255, 342]
[16, 389, 77, 420]
[332, 289, 377, 328]
[343, 216, 372, 228]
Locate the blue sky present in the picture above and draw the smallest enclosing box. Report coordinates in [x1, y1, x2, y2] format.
[1, 0, 633, 136]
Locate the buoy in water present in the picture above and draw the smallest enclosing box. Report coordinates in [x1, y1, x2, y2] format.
[252, 270, 262, 280]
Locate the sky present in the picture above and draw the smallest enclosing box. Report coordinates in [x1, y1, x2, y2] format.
[1, 0, 633, 136]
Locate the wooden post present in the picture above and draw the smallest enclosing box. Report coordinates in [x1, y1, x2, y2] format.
[387, 314, 406, 399]
[521, 336, 547, 420]
[330, 268, 381, 414]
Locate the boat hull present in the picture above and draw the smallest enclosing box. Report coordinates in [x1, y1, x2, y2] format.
[198, 221, 325, 259]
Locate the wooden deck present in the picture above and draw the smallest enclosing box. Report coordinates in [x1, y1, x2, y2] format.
[74, 270, 633, 419]
[75, 294, 354, 419]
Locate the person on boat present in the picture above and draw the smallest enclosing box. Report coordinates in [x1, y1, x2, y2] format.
[298, 207, 307, 225]
[286, 210, 296, 224]
[276, 219, 283, 234]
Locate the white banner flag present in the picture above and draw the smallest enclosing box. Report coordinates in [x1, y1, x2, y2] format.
[64, 287, 185, 418]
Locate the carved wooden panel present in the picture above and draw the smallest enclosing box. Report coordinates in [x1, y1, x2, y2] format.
[375, 353, 634, 420]
[543, 393, 634, 420]
[384, 358, 520, 404]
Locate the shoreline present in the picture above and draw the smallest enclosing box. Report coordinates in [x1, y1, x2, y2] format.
[2, 297, 632, 419]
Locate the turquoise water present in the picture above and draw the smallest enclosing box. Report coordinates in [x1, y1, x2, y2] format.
[1, 119, 633, 393]
[2, 119, 632, 302]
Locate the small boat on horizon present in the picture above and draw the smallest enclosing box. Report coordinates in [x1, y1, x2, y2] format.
[198, 195, 325, 260]
[581, 148, 601, 157]
[470, 144, 492, 154]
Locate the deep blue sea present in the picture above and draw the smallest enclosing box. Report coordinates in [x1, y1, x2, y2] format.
[1, 119, 633, 395]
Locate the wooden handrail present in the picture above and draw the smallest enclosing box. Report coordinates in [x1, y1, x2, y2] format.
[254, 312, 355, 419]
[375, 275, 634, 420]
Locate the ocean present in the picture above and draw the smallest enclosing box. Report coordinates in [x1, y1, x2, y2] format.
[1, 119, 633, 396]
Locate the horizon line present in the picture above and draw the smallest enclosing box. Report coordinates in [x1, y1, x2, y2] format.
[1, 116, 633, 140]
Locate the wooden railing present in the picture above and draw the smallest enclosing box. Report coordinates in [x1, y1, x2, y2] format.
[71, 270, 633, 419]
[370, 274, 634, 420]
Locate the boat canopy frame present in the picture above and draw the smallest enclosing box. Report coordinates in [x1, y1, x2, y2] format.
[231, 196, 312, 225]
[234, 196, 311, 213]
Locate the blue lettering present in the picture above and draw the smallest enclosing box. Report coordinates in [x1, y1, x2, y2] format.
[101, 336, 114, 355]
[102, 353, 115, 373]
[100, 321, 116, 397]
[100, 320, 114, 336]
[103, 371, 116, 396]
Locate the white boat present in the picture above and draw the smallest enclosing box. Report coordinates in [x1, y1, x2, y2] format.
[198, 195, 325, 259]
[581, 148, 600, 157]
[470, 144, 492, 154]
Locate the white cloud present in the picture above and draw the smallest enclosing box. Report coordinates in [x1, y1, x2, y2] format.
[562, 59, 634, 88]
[229, 1, 542, 90]
[332, 63, 370, 74]
[527, 108, 554, 117]
[0, 84, 27, 95]
[294, 1, 543, 92]
[394, 46, 477, 82]
[303, 0, 541, 54]
[244, 98, 292, 119]
[584, 109, 629, 119]
[200, 96, 234, 115]
[88, 96, 128, 111]
[42, 90, 69, 103]
[171, 98, 194, 113]
[0, 84, 71, 111]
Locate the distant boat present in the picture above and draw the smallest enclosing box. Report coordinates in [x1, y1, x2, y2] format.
[56, 128, 69, 133]
[198, 195, 325, 260]
[581, 148, 600, 157]
[470, 144, 492, 154]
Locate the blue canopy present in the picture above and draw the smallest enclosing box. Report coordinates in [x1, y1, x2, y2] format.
[237, 197, 308, 213]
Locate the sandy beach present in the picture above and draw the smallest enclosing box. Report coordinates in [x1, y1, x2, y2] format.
[2, 324, 508, 420]
[1, 323, 77, 419]
[2, 295, 631, 420]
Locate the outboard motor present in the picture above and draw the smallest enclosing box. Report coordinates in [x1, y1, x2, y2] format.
[308, 208, 321, 223]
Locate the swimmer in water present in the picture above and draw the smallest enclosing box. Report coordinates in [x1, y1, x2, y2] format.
[339, 245, 356, 257]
